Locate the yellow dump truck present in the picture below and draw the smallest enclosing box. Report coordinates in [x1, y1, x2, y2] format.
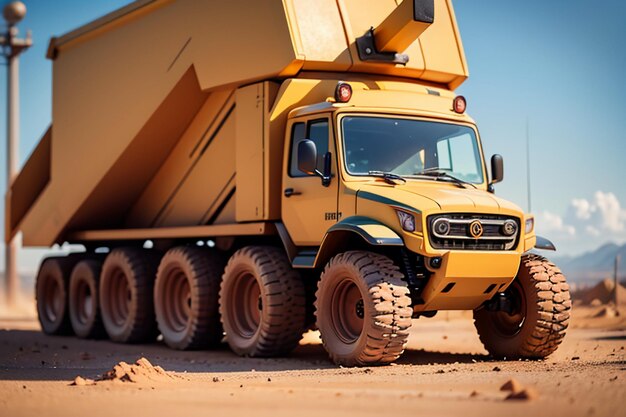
[6, 0, 571, 365]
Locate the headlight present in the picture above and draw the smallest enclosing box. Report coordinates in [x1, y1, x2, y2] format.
[502, 219, 518, 236]
[396, 210, 416, 232]
[433, 218, 451, 236]
[525, 217, 534, 234]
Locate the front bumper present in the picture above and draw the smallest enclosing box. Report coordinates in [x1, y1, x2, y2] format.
[415, 250, 522, 312]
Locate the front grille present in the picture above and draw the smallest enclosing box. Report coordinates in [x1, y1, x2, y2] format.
[427, 213, 520, 251]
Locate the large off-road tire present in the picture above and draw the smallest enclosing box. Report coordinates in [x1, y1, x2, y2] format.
[474, 253, 571, 359]
[219, 246, 306, 357]
[154, 246, 224, 350]
[100, 248, 160, 343]
[69, 259, 106, 339]
[36, 256, 81, 335]
[315, 251, 413, 366]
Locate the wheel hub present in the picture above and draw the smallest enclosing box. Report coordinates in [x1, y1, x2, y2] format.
[490, 281, 526, 337]
[355, 299, 364, 319]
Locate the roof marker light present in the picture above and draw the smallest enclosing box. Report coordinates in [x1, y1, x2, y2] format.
[453, 95, 467, 114]
[335, 82, 352, 103]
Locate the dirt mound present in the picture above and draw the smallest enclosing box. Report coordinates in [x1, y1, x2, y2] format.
[70, 357, 176, 386]
[100, 357, 175, 383]
[575, 279, 626, 305]
[592, 306, 620, 318]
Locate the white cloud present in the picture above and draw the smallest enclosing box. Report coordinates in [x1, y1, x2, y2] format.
[536, 210, 575, 237]
[563, 191, 626, 236]
[571, 198, 591, 220]
[536, 191, 626, 254]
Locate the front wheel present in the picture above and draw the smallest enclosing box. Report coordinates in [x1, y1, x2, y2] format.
[474, 254, 571, 359]
[315, 251, 412, 366]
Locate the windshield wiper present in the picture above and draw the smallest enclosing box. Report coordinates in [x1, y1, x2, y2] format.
[411, 169, 477, 189]
[368, 170, 407, 185]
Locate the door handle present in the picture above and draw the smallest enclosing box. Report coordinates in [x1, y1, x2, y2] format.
[284, 188, 302, 197]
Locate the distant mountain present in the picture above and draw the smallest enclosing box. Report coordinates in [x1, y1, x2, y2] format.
[550, 242, 626, 284]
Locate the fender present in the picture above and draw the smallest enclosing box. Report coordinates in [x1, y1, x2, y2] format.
[534, 235, 556, 251]
[290, 216, 404, 268]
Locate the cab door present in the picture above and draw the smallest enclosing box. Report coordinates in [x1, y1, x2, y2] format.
[282, 115, 339, 246]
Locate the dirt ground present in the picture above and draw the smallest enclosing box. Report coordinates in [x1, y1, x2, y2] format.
[0, 304, 624, 417]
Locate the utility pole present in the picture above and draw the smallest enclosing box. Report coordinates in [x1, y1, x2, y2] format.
[526, 118, 532, 212]
[615, 255, 620, 307]
[1, 2, 31, 306]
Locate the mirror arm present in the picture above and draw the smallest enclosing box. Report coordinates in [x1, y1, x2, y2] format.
[318, 152, 332, 187]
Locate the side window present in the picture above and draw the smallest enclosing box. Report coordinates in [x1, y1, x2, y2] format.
[289, 119, 329, 177]
[308, 120, 329, 170]
[289, 122, 306, 177]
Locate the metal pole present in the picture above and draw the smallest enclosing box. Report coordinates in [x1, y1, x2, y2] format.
[615, 255, 620, 307]
[526, 118, 532, 213]
[1, 2, 31, 307]
[5, 46, 19, 307]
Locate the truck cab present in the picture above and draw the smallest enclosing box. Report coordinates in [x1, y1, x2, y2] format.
[282, 81, 535, 313]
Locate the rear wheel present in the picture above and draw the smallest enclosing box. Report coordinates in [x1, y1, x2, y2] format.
[154, 246, 224, 350]
[474, 253, 571, 359]
[100, 248, 159, 343]
[315, 251, 412, 366]
[36, 256, 80, 335]
[69, 259, 106, 339]
[219, 246, 306, 357]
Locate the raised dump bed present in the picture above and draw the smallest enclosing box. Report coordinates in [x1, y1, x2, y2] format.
[7, 0, 467, 246]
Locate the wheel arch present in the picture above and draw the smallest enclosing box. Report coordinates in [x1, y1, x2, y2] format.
[313, 216, 404, 268]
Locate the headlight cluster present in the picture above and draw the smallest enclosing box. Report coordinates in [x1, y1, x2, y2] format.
[395, 210, 416, 232]
[502, 219, 518, 236]
[525, 217, 534, 234]
[433, 218, 450, 235]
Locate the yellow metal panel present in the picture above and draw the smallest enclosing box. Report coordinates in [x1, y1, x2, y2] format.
[236, 83, 266, 221]
[262, 82, 281, 219]
[419, 0, 468, 86]
[287, 0, 352, 71]
[6, 127, 50, 242]
[156, 111, 236, 227]
[418, 251, 521, 310]
[189, 1, 301, 90]
[127, 90, 235, 227]
[68, 222, 274, 242]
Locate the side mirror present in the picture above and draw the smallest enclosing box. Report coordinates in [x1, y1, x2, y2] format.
[297, 139, 318, 175]
[297, 139, 332, 187]
[490, 154, 504, 185]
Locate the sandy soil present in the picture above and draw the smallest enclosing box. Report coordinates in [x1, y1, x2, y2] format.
[0, 306, 624, 417]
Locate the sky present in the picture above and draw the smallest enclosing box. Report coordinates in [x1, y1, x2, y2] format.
[0, 0, 625, 271]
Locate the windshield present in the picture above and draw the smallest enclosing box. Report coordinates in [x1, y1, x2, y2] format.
[341, 116, 485, 184]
